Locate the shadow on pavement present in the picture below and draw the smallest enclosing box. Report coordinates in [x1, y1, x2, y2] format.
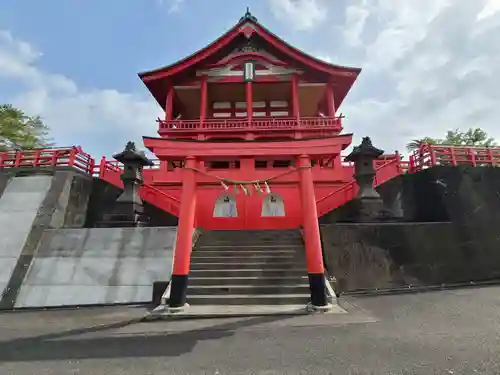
[0, 313, 296, 362]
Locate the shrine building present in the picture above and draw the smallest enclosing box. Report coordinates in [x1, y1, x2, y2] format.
[135, 9, 362, 309]
[2, 9, 500, 316]
[139, 9, 361, 230]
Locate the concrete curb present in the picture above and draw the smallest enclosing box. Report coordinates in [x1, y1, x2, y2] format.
[341, 279, 500, 297]
[0, 302, 151, 314]
[142, 306, 345, 322]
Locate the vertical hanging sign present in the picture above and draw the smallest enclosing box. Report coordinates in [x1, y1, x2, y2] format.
[244, 61, 256, 82]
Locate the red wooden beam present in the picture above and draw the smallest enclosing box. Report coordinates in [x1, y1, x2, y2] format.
[207, 52, 287, 68]
[291, 74, 300, 119]
[165, 85, 174, 121]
[200, 75, 208, 125]
[143, 134, 353, 158]
[246, 82, 253, 123]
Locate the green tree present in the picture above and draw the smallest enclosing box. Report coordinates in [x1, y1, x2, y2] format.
[406, 128, 496, 152]
[0, 104, 53, 151]
[441, 128, 496, 147]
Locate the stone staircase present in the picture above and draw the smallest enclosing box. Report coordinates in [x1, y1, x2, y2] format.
[186, 229, 311, 306]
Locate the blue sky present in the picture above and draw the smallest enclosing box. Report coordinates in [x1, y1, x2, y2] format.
[1, 0, 499, 158]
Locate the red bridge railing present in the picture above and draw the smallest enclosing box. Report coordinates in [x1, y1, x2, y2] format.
[316, 155, 406, 217]
[97, 157, 160, 184]
[97, 157, 181, 216]
[0, 147, 180, 216]
[2, 144, 498, 218]
[409, 144, 500, 172]
[0, 146, 95, 175]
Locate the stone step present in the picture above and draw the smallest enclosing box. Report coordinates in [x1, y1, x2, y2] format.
[188, 285, 310, 295]
[183, 230, 310, 308]
[190, 262, 305, 270]
[199, 235, 301, 239]
[191, 250, 300, 258]
[199, 233, 301, 239]
[195, 242, 303, 249]
[190, 256, 302, 264]
[197, 234, 302, 241]
[189, 268, 307, 278]
[186, 294, 310, 306]
[188, 276, 309, 286]
[200, 230, 301, 237]
[194, 244, 304, 251]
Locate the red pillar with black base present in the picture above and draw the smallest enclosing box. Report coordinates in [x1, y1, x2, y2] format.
[297, 154, 328, 307]
[169, 156, 197, 308]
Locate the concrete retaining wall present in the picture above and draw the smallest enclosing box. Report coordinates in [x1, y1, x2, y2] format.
[0, 171, 186, 310]
[0, 176, 53, 301]
[15, 227, 178, 308]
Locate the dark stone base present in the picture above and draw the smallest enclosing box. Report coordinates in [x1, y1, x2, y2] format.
[319, 166, 500, 293]
[152, 281, 170, 307]
[169, 275, 188, 308]
[352, 197, 389, 222]
[376, 165, 500, 223]
[320, 222, 500, 293]
[308, 273, 327, 306]
[97, 198, 151, 228]
[96, 213, 150, 228]
[320, 196, 398, 224]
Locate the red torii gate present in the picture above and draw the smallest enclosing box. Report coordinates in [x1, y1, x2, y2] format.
[143, 135, 352, 309]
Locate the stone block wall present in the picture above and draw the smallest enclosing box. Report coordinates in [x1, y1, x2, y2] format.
[320, 165, 500, 293]
[0, 175, 54, 307]
[320, 165, 500, 225]
[377, 165, 500, 224]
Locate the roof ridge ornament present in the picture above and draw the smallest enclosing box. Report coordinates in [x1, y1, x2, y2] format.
[240, 7, 258, 23]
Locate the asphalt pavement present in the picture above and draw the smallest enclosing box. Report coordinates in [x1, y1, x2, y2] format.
[0, 286, 499, 375]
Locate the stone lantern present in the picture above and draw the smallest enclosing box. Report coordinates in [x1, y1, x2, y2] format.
[99, 141, 154, 227]
[345, 137, 387, 222]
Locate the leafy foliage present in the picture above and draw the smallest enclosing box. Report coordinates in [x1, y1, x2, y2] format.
[406, 128, 497, 152]
[441, 128, 496, 147]
[0, 104, 53, 151]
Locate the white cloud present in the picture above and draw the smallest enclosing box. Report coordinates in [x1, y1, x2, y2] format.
[307, 0, 500, 155]
[343, 0, 370, 46]
[361, 0, 453, 72]
[477, 0, 500, 20]
[315, 55, 332, 63]
[0, 30, 160, 157]
[268, 0, 328, 30]
[156, 0, 185, 13]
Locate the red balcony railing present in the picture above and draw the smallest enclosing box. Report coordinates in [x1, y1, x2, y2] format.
[158, 116, 342, 132]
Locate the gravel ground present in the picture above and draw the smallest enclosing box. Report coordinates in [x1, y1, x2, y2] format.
[0, 286, 499, 375]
